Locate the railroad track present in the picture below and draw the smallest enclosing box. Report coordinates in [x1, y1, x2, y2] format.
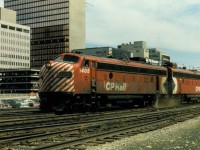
[0, 107, 153, 130]
[0, 105, 200, 149]
[0, 107, 40, 118]
[0, 108, 151, 134]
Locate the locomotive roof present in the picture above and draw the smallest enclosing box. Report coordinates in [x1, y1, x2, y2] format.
[61, 52, 167, 71]
[172, 67, 200, 75]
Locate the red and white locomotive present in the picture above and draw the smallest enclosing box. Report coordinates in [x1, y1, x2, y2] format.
[39, 52, 200, 112]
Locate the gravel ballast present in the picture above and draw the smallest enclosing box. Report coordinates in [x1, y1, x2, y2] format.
[87, 116, 200, 150]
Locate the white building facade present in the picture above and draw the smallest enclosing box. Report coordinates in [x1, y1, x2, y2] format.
[118, 41, 149, 58]
[0, 8, 30, 69]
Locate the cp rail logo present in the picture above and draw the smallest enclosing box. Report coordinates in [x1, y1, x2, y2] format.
[196, 86, 200, 92]
[105, 82, 127, 91]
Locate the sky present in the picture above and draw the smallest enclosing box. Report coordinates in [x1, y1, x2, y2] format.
[86, 0, 200, 69]
[0, 0, 200, 69]
[0, 0, 2, 7]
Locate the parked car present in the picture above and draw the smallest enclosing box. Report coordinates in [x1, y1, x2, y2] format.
[19, 99, 32, 108]
[5, 99, 40, 108]
[21, 99, 40, 107]
[29, 100, 40, 107]
[9, 101, 22, 108]
[0, 100, 12, 108]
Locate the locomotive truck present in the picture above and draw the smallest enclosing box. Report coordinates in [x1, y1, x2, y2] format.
[38, 53, 200, 112]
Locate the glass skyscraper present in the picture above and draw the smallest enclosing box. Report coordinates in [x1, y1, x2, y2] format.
[4, 0, 86, 68]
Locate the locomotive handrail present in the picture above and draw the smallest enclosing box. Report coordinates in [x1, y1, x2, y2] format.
[123, 53, 130, 63]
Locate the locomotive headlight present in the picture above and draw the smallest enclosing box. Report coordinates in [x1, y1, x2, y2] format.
[45, 62, 51, 69]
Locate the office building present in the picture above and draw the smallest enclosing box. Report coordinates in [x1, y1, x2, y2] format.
[5, 0, 86, 68]
[0, 7, 30, 69]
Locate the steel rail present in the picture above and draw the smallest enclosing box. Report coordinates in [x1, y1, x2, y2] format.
[0, 106, 199, 149]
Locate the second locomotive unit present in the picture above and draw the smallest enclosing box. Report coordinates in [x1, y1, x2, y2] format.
[39, 53, 200, 112]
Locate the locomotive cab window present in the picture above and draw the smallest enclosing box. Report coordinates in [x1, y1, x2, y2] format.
[82, 59, 89, 67]
[91, 61, 96, 68]
[54, 56, 62, 62]
[62, 55, 79, 64]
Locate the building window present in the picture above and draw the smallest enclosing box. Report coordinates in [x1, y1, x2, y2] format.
[9, 26, 15, 30]
[16, 28, 22, 32]
[23, 29, 29, 33]
[1, 24, 8, 29]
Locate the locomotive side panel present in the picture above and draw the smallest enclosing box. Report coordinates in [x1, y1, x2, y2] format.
[170, 68, 200, 103]
[179, 78, 200, 94]
[95, 61, 168, 95]
[95, 70, 157, 94]
[171, 69, 200, 95]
